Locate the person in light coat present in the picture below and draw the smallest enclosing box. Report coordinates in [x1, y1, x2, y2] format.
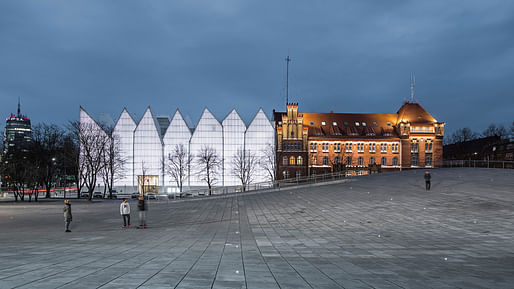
[120, 198, 131, 228]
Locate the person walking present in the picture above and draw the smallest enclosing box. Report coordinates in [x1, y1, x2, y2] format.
[424, 171, 431, 191]
[120, 198, 131, 228]
[63, 200, 72, 232]
[137, 195, 147, 229]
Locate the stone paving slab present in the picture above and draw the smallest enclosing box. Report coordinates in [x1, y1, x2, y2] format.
[1, 168, 514, 288]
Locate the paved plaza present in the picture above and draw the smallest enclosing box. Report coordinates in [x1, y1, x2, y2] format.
[1, 168, 513, 289]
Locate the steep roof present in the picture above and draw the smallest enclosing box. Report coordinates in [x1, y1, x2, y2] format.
[396, 103, 437, 124]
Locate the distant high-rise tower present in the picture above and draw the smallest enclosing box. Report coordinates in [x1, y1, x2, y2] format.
[3, 98, 32, 155]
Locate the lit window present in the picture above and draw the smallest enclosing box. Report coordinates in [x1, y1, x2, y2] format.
[297, 156, 303, 165]
[355, 122, 360, 126]
[362, 122, 366, 126]
[321, 121, 326, 126]
[289, 156, 295, 165]
[333, 122, 337, 126]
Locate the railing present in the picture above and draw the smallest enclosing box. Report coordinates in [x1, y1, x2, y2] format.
[173, 170, 355, 199]
[443, 160, 514, 169]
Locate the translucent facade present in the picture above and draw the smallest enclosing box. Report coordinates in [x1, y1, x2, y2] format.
[163, 110, 192, 188]
[80, 106, 275, 193]
[189, 108, 223, 187]
[133, 107, 164, 187]
[222, 110, 246, 186]
[245, 108, 276, 183]
[113, 109, 136, 187]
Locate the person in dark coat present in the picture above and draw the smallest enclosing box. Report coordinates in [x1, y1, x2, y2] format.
[424, 171, 431, 191]
[137, 195, 147, 229]
[63, 200, 72, 232]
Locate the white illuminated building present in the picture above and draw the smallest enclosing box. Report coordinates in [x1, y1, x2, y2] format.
[79, 106, 275, 194]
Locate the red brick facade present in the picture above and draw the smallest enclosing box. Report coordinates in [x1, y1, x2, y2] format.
[274, 102, 444, 179]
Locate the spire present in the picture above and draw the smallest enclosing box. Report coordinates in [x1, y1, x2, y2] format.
[285, 55, 291, 108]
[410, 73, 415, 103]
[17, 96, 21, 116]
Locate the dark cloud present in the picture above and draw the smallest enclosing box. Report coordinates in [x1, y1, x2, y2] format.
[1, 0, 513, 135]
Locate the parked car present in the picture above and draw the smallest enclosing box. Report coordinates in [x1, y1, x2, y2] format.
[80, 192, 89, 198]
[144, 193, 157, 200]
[93, 191, 103, 198]
[131, 192, 140, 199]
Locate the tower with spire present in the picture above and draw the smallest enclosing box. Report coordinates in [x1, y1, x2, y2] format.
[3, 98, 32, 155]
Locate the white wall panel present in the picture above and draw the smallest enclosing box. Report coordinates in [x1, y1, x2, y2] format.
[222, 110, 246, 186]
[163, 110, 192, 188]
[245, 108, 275, 183]
[133, 107, 163, 186]
[113, 108, 136, 188]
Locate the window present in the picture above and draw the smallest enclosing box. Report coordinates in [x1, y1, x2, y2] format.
[393, 157, 398, 166]
[335, 156, 340, 164]
[312, 156, 317, 165]
[411, 140, 419, 153]
[334, 143, 341, 152]
[323, 156, 328, 166]
[310, 121, 314, 125]
[369, 143, 376, 153]
[296, 171, 301, 179]
[283, 170, 290, 179]
[297, 156, 303, 165]
[425, 156, 432, 167]
[411, 155, 418, 166]
[381, 157, 386, 166]
[333, 122, 337, 126]
[358, 157, 364, 166]
[345, 143, 352, 152]
[321, 121, 326, 126]
[310, 142, 317, 152]
[381, 143, 387, 153]
[355, 122, 360, 126]
[370, 157, 375, 165]
[343, 121, 348, 126]
[362, 122, 366, 126]
[425, 141, 433, 153]
[387, 122, 391, 126]
[357, 143, 364, 153]
[373, 122, 378, 127]
[283, 156, 288, 166]
[289, 156, 296, 165]
[392, 143, 399, 153]
[346, 156, 352, 166]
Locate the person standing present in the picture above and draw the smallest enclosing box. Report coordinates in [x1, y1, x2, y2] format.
[137, 195, 147, 229]
[120, 198, 131, 228]
[424, 171, 431, 191]
[63, 200, 72, 232]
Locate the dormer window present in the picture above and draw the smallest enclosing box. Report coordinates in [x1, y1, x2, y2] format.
[373, 122, 378, 126]
[344, 121, 348, 126]
[362, 122, 366, 126]
[333, 122, 337, 126]
[387, 122, 391, 126]
[321, 121, 326, 126]
[355, 122, 360, 126]
[310, 121, 314, 125]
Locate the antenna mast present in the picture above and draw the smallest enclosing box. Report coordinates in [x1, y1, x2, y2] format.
[285, 55, 291, 108]
[410, 73, 415, 103]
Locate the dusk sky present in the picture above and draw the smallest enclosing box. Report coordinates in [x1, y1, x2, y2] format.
[1, 1, 513, 136]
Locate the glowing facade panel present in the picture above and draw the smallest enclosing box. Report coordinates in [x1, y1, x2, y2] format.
[189, 108, 223, 187]
[245, 108, 275, 183]
[133, 107, 163, 186]
[113, 109, 136, 187]
[222, 110, 246, 186]
[163, 110, 192, 188]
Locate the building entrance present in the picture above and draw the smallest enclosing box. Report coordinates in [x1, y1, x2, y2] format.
[138, 175, 158, 194]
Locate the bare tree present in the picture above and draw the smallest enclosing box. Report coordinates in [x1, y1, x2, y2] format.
[100, 126, 126, 199]
[32, 124, 64, 198]
[166, 143, 192, 193]
[449, 127, 478, 144]
[232, 147, 258, 191]
[79, 122, 109, 200]
[482, 124, 508, 139]
[196, 146, 221, 195]
[260, 142, 276, 184]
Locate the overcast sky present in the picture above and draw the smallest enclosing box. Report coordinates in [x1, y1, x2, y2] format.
[1, 0, 513, 135]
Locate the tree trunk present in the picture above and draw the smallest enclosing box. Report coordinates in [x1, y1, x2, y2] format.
[45, 185, 51, 199]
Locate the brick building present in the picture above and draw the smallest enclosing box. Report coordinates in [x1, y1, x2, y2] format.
[274, 102, 444, 179]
